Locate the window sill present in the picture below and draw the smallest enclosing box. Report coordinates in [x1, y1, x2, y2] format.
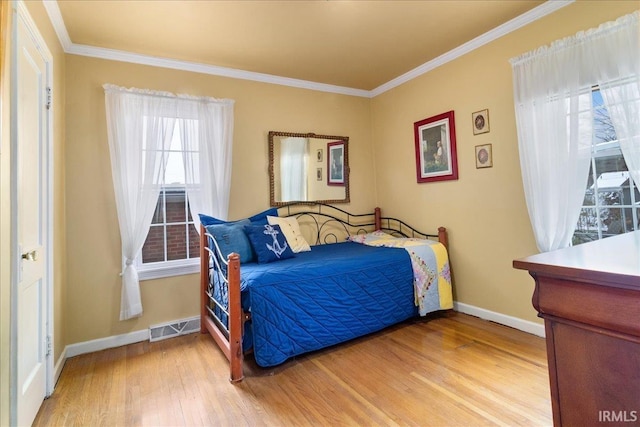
[138, 259, 199, 281]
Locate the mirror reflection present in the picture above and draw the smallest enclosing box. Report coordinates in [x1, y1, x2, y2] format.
[269, 131, 350, 206]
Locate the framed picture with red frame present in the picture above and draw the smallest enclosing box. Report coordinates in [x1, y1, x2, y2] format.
[327, 141, 345, 186]
[414, 110, 458, 183]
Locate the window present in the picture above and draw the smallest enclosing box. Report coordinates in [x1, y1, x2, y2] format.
[138, 120, 200, 279]
[573, 89, 640, 245]
[104, 84, 233, 318]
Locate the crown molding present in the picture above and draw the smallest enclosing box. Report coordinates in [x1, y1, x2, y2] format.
[43, 0, 574, 99]
[65, 43, 371, 97]
[370, 0, 574, 97]
[42, 0, 72, 50]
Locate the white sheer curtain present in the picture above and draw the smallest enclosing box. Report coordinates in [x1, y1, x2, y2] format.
[280, 137, 309, 201]
[597, 13, 640, 189]
[104, 85, 235, 320]
[104, 85, 177, 320]
[510, 12, 639, 252]
[179, 97, 235, 231]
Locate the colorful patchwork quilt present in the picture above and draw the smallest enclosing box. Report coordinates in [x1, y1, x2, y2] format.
[348, 231, 453, 315]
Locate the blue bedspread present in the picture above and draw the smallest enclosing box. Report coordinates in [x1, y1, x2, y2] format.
[240, 242, 415, 367]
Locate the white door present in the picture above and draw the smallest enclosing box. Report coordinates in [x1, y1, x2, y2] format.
[12, 4, 51, 426]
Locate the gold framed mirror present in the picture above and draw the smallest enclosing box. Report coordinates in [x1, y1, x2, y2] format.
[269, 131, 350, 206]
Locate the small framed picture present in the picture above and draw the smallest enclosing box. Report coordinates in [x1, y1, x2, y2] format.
[316, 168, 323, 181]
[316, 149, 323, 162]
[472, 109, 490, 135]
[475, 144, 493, 168]
[327, 141, 345, 186]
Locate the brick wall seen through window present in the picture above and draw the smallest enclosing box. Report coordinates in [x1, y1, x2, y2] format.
[142, 187, 199, 263]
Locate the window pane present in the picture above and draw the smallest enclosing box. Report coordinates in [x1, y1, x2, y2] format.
[188, 223, 200, 259]
[595, 154, 626, 173]
[151, 191, 164, 224]
[142, 226, 165, 263]
[582, 190, 595, 207]
[166, 189, 187, 223]
[602, 207, 626, 237]
[167, 224, 187, 261]
[574, 207, 599, 244]
[622, 208, 636, 232]
[165, 151, 185, 185]
[597, 186, 623, 206]
[618, 178, 639, 208]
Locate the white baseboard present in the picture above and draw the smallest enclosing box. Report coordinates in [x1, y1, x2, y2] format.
[53, 347, 66, 387]
[65, 329, 149, 358]
[51, 329, 149, 394]
[453, 301, 545, 338]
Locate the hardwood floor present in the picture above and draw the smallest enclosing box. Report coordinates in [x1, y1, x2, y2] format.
[34, 313, 552, 426]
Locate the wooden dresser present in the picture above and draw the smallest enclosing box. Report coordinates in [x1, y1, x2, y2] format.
[513, 232, 640, 427]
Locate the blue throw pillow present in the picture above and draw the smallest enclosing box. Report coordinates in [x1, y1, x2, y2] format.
[244, 224, 295, 264]
[199, 213, 226, 226]
[205, 219, 254, 263]
[199, 207, 278, 227]
[248, 208, 279, 225]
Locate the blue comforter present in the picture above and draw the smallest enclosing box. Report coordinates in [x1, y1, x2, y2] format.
[240, 241, 415, 367]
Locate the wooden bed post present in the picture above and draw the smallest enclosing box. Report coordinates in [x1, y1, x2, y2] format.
[227, 253, 244, 382]
[200, 224, 208, 334]
[199, 223, 244, 382]
[438, 227, 448, 250]
[374, 207, 381, 230]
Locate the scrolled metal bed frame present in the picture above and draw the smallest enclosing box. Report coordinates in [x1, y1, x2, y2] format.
[199, 202, 448, 383]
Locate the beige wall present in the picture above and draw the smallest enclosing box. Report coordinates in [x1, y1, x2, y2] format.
[64, 55, 375, 344]
[0, 1, 66, 424]
[371, 0, 640, 324]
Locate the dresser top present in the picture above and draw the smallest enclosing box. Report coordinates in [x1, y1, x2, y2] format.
[513, 231, 640, 290]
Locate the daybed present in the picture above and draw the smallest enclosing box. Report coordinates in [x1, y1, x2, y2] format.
[199, 203, 453, 382]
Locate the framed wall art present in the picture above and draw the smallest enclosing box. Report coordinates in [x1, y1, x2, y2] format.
[316, 148, 323, 162]
[414, 110, 458, 183]
[327, 141, 345, 186]
[475, 144, 493, 168]
[316, 167, 323, 181]
[472, 109, 490, 135]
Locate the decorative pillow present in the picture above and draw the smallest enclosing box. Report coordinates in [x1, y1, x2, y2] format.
[244, 224, 295, 264]
[347, 230, 394, 245]
[205, 219, 254, 263]
[267, 216, 311, 253]
[199, 207, 278, 227]
[248, 208, 279, 225]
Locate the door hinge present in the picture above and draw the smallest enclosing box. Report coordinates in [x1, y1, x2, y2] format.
[46, 87, 52, 110]
[45, 335, 52, 357]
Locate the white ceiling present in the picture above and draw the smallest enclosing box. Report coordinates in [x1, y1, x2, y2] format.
[44, 0, 571, 97]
